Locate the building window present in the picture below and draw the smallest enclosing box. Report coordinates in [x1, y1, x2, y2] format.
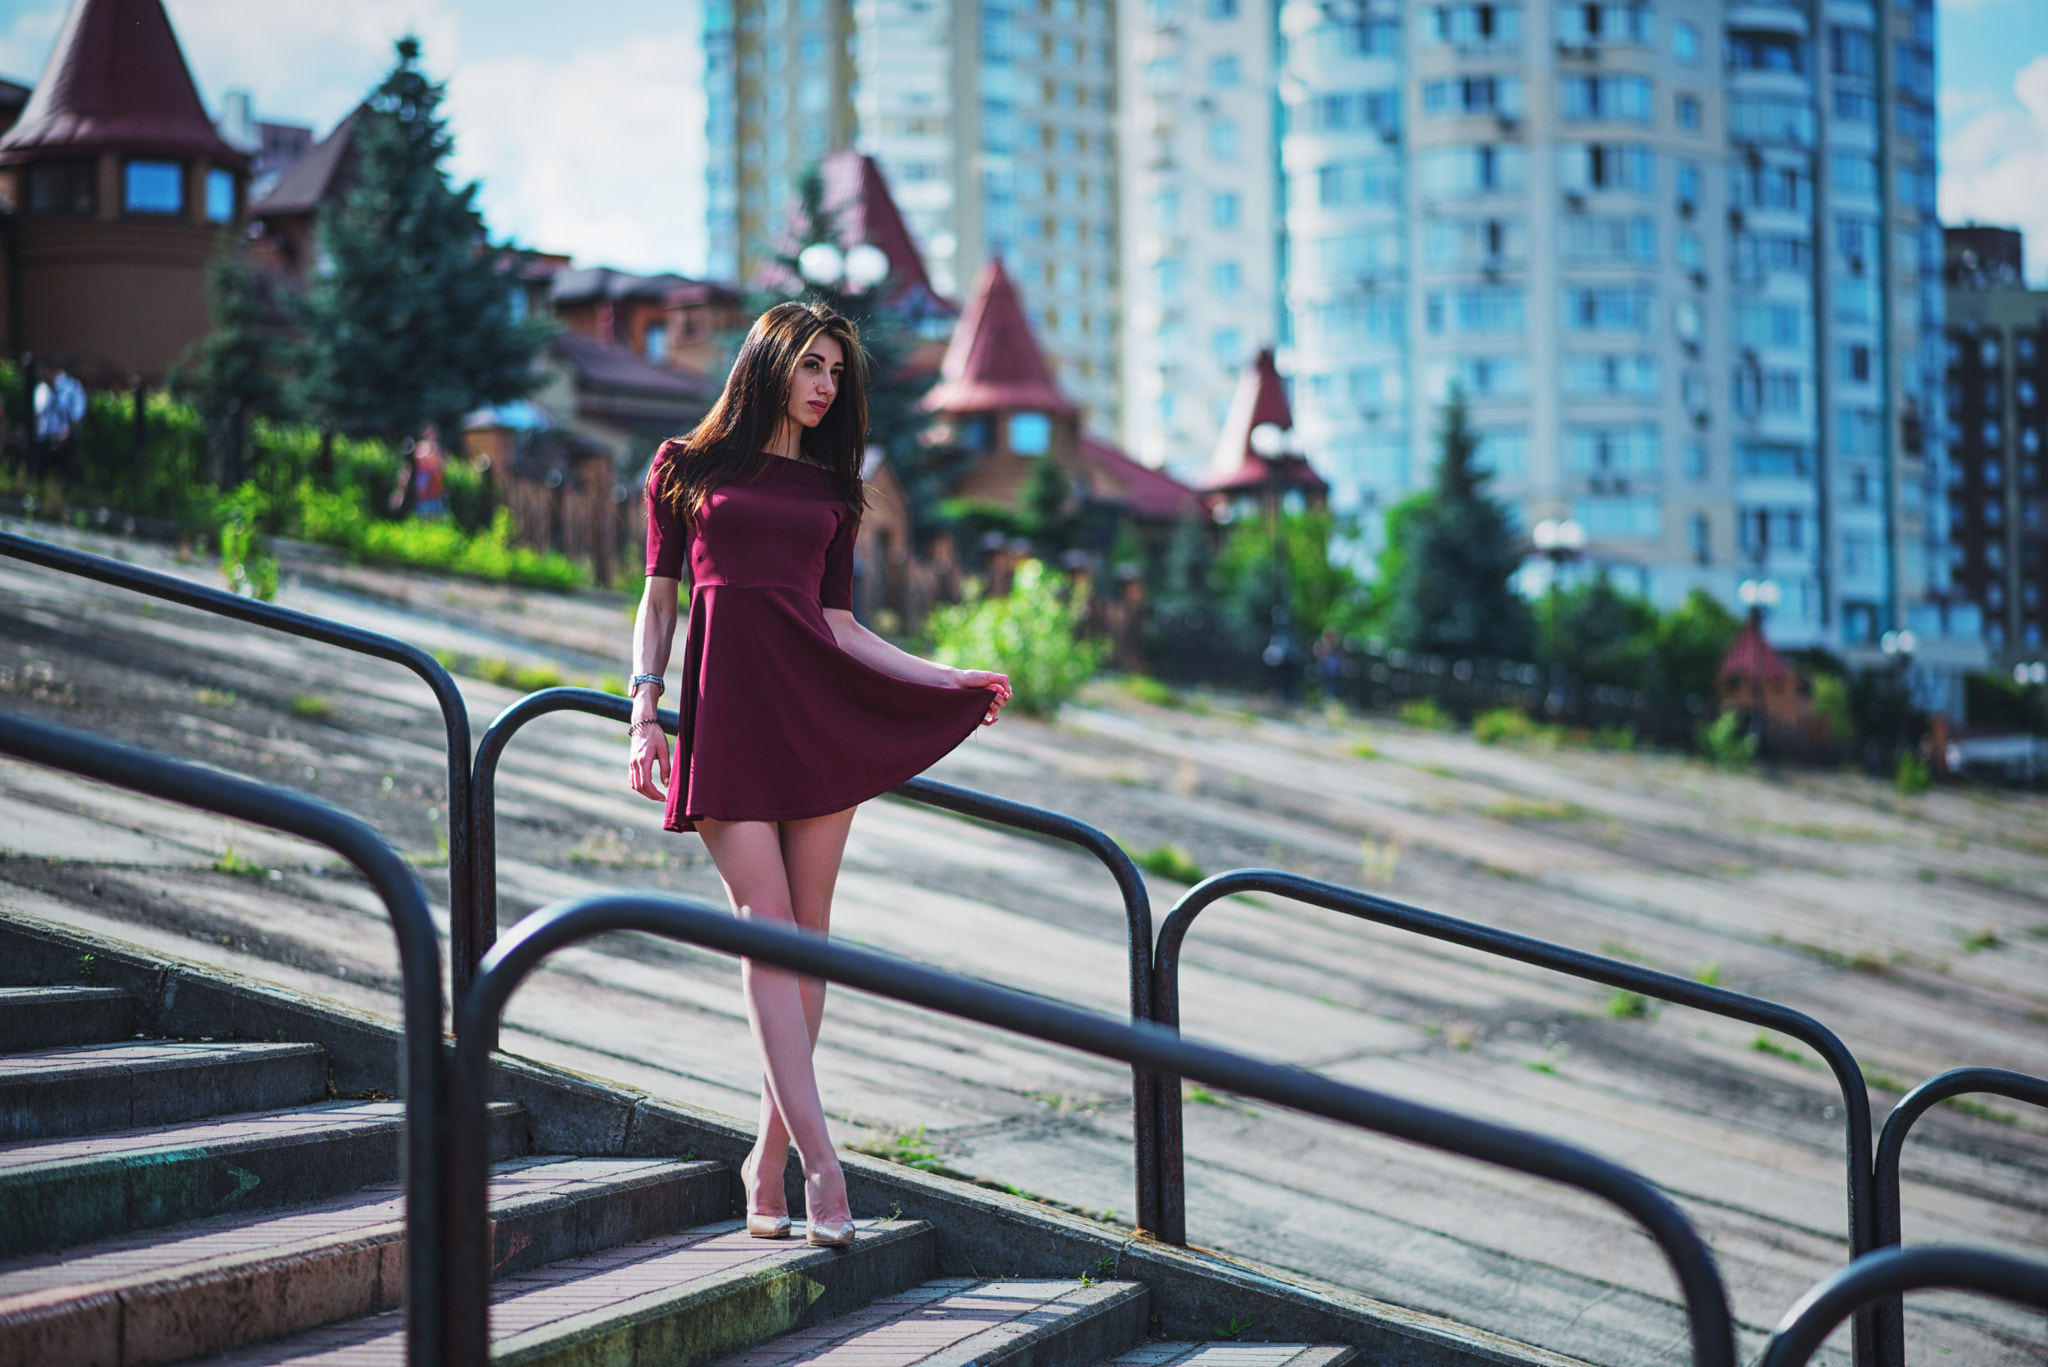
[26, 158, 98, 215]
[1561, 143, 1653, 193]
[1212, 259, 1243, 295]
[1729, 32, 1805, 75]
[1210, 55, 1240, 86]
[1691, 513, 1711, 564]
[1210, 190, 1241, 229]
[1830, 25, 1876, 81]
[645, 323, 670, 365]
[1558, 2, 1652, 46]
[1561, 75, 1652, 122]
[1009, 412, 1052, 455]
[1567, 424, 1660, 476]
[1565, 284, 1655, 333]
[124, 159, 185, 215]
[1206, 0, 1239, 17]
[1676, 161, 1700, 211]
[1843, 344, 1872, 383]
[1212, 328, 1244, 370]
[1684, 440, 1708, 480]
[1677, 93, 1700, 131]
[1673, 20, 1698, 64]
[1475, 428, 1529, 476]
[205, 168, 236, 223]
[1208, 120, 1239, 161]
[1425, 287, 1527, 336]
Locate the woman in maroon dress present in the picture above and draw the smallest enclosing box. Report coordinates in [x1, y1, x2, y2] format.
[625, 302, 1010, 1246]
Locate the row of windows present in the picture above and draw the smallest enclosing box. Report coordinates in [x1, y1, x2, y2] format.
[1948, 377, 2043, 411]
[24, 158, 236, 222]
[1149, 256, 1248, 300]
[1417, 2, 1699, 61]
[1148, 189, 1242, 231]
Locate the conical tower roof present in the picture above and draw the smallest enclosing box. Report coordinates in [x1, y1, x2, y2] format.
[923, 258, 1075, 416]
[0, 0, 247, 167]
[1199, 348, 1323, 493]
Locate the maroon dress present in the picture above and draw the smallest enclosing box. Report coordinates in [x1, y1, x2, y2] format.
[646, 449, 992, 832]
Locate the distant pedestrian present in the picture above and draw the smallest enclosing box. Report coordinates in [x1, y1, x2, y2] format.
[412, 424, 447, 517]
[34, 367, 86, 446]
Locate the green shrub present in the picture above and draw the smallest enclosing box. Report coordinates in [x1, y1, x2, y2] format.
[1130, 843, 1205, 884]
[1810, 672, 1855, 741]
[299, 485, 586, 589]
[1894, 751, 1931, 795]
[1398, 697, 1453, 731]
[216, 483, 279, 601]
[1473, 707, 1539, 745]
[1122, 675, 1181, 708]
[1698, 711, 1757, 771]
[927, 560, 1107, 718]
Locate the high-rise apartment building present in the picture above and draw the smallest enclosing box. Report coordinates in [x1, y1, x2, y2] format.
[1117, 0, 1282, 473]
[716, 0, 1122, 435]
[1944, 226, 2044, 658]
[1276, 0, 1959, 662]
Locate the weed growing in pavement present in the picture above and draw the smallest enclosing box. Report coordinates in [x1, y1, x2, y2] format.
[1961, 927, 2003, 953]
[1944, 1096, 2019, 1126]
[1213, 1318, 1254, 1341]
[1526, 1059, 1560, 1076]
[1129, 842, 1205, 884]
[76, 953, 95, 982]
[212, 844, 268, 878]
[1184, 1082, 1225, 1107]
[1752, 1032, 1813, 1066]
[1698, 711, 1757, 772]
[1121, 675, 1181, 708]
[1606, 989, 1653, 1020]
[1862, 1067, 1908, 1094]
[1894, 752, 1932, 795]
[1359, 836, 1400, 885]
[1347, 739, 1378, 759]
[1487, 797, 1586, 822]
[1694, 961, 1721, 987]
[193, 688, 236, 708]
[290, 694, 334, 720]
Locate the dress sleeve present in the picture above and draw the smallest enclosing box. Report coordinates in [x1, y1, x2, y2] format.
[820, 508, 857, 610]
[645, 442, 688, 579]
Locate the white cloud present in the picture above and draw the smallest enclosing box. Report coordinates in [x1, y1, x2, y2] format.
[164, 0, 465, 135]
[1939, 55, 2048, 285]
[444, 32, 708, 276]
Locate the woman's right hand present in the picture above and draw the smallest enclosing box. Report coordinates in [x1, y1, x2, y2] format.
[629, 724, 670, 802]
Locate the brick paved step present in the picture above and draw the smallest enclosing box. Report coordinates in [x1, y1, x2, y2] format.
[201, 1217, 941, 1366]
[0, 1041, 328, 1142]
[0, 988, 135, 1054]
[0, 1154, 728, 1367]
[0, 1100, 530, 1260]
[712, 1277, 1150, 1367]
[1106, 1344, 1358, 1367]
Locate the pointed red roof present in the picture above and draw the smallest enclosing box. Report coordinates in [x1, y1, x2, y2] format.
[757, 151, 955, 315]
[923, 258, 1076, 416]
[1199, 349, 1325, 494]
[1718, 617, 1793, 684]
[1078, 436, 1201, 521]
[0, 0, 247, 167]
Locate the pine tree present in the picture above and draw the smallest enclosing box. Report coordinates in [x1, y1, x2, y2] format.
[175, 244, 290, 489]
[301, 37, 551, 498]
[1385, 390, 1535, 659]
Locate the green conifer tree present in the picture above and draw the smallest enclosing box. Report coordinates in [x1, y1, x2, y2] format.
[175, 245, 290, 489]
[1385, 390, 1535, 659]
[301, 37, 551, 504]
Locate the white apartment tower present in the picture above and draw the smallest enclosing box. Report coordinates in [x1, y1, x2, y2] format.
[717, 0, 1123, 435]
[1117, 0, 1282, 473]
[1278, 0, 1953, 657]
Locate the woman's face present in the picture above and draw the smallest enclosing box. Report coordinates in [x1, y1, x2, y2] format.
[785, 333, 844, 432]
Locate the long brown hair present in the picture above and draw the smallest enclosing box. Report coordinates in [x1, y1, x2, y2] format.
[653, 301, 868, 521]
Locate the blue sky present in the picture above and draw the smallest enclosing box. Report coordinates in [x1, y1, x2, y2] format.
[3, 1, 2046, 280]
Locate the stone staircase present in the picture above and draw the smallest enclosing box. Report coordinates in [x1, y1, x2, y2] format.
[0, 983, 1366, 1367]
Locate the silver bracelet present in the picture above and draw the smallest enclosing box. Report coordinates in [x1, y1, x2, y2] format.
[629, 673, 665, 696]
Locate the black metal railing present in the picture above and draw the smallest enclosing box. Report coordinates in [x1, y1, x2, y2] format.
[0, 710, 447, 1366]
[1760, 1245, 2048, 1367]
[469, 686, 1164, 1232]
[1871, 1068, 2048, 1367]
[1148, 868, 1879, 1362]
[0, 527, 486, 1004]
[447, 891, 1738, 1367]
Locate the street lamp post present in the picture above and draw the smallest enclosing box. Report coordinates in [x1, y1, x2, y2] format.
[1736, 578, 1780, 755]
[1532, 519, 1586, 709]
[1880, 628, 1919, 767]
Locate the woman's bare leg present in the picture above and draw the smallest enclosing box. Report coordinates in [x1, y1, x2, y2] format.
[698, 810, 856, 1225]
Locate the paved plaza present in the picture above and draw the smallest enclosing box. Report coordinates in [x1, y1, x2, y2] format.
[2, 528, 2045, 1366]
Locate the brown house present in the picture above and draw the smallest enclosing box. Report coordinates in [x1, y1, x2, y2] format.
[0, 0, 248, 380]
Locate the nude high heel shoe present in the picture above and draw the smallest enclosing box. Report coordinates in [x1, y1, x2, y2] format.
[740, 1152, 792, 1239]
[805, 1218, 857, 1247]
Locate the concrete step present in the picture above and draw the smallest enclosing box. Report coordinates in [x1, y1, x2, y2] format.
[712, 1278, 1150, 1367]
[0, 988, 136, 1054]
[0, 1041, 328, 1141]
[0, 1154, 727, 1367]
[201, 1217, 941, 1366]
[0, 1100, 530, 1260]
[1106, 1346, 1358, 1367]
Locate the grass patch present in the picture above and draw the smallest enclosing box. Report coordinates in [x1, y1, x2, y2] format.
[1184, 1082, 1226, 1107]
[1944, 1096, 2019, 1126]
[1347, 739, 1378, 759]
[1752, 1032, 1813, 1066]
[289, 694, 334, 720]
[1121, 675, 1181, 708]
[1473, 707, 1547, 746]
[1694, 960, 1722, 987]
[193, 687, 236, 708]
[1130, 842, 1205, 885]
[1606, 989, 1653, 1019]
[1525, 1060, 1559, 1076]
[1862, 1067, 1909, 1094]
[850, 1125, 943, 1172]
[1486, 797, 1585, 822]
[1961, 927, 2004, 953]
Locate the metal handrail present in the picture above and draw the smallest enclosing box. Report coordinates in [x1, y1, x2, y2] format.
[1760, 1246, 2048, 1367]
[447, 892, 1737, 1367]
[0, 710, 447, 1366]
[0, 527, 484, 1004]
[469, 685, 1163, 1231]
[1150, 868, 1877, 1362]
[1871, 1067, 2048, 1367]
